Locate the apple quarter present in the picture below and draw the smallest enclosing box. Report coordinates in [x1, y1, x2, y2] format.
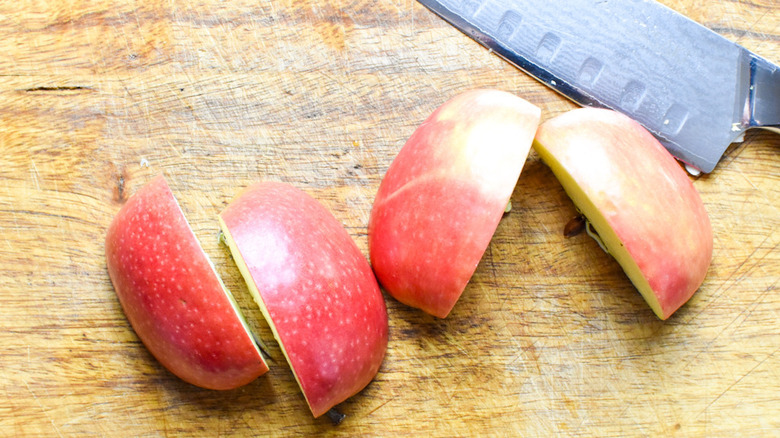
[534, 108, 713, 319]
[368, 89, 542, 318]
[105, 174, 268, 390]
[219, 181, 388, 418]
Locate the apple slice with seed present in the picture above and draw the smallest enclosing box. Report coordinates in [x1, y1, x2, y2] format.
[533, 108, 713, 319]
[219, 181, 388, 418]
[105, 174, 268, 390]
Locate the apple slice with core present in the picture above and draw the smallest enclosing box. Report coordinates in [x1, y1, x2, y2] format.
[533, 108, 713, 320]
[105, 174, 268, 390]
[219, 181, 388, 418]
[368, 89, 542, 318]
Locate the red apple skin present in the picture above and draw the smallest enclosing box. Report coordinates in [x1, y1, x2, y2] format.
[534, 108, 713, 319]
[219, 182, 388, 418]
[368, 89, 541, 318]
[105, 174, 268, 390]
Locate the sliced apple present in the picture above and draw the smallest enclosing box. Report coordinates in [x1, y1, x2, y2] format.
[533, 108, 713, 319]
[105, 174, 268, 390]
[368, 89, 542, 318]
[219, 181, 388, 418]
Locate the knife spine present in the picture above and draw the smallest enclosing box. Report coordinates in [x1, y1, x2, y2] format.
[420, 1, 612, 111]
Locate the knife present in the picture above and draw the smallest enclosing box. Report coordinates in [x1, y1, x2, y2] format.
[417, 0, 780, 173]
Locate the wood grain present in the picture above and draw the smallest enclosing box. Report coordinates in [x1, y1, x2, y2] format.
[1, 0, 778, 436]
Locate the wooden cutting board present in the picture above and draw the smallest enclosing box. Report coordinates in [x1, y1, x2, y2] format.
[1, 0, 777, 435]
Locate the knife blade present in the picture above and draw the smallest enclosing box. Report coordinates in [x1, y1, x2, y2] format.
[417, 0, 780, 173]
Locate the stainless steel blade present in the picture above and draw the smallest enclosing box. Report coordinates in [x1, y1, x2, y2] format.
[418, 0, 780, 173]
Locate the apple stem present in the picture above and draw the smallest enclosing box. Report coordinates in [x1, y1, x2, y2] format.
[250, 332, 274, 363]
[326, 408, 346, 425]
[584, 220, 609, 254]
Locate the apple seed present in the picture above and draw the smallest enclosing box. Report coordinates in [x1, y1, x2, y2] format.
[563, 215, 586, 238]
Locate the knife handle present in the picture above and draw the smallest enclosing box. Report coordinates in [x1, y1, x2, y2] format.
[749, 54, 780, 134]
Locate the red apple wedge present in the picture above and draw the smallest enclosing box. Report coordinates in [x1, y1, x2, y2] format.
[219, 182, 388, 418]
[105, 174, 268, 390]
[368, 89, 541, 318]
[533, 108, 713, 319]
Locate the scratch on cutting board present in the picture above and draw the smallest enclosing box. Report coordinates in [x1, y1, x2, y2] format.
[732, 273, 778, 333]
[29, 159, 41, 191]
[686, 230, 773, 326]
[739, 165, 761, 191]
[678, 235, 775, 374]
[698, 345, 780, 418]
[165, 138, 184, 159]
[366, 396, 395, 417]
[22, 378, 64, 438]
[732, 5, 770, 47]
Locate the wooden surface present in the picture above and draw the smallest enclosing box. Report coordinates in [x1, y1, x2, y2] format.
[1, 0, 778, 436]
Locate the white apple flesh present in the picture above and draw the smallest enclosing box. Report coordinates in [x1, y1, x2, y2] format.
[533, 108, 713, 319]
[219, 181, 388, 418]
[105, 174, 268, 390]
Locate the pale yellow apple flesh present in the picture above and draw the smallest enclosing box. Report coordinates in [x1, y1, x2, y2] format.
[533, 144, 664, 317]
[218, 182, 388, 418]
[218, 217, 308, 401]
[105, 174, 268, 390]
[533, 108, 713, 320]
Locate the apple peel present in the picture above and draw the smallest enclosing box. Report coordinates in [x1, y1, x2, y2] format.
[219, 181, 388, 418]
[105, 174, 268, 390]
[533, 108, 713, 319]
[369, 89, 542, 318]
